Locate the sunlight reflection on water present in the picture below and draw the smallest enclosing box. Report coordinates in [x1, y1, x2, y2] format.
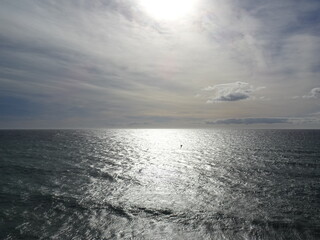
[84, 129, 229, 238]
[82, 129, 320, 239]
[1, 129, 319, 239]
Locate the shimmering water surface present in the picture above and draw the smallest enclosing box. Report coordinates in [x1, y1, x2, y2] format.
[1, 129, 320, 239]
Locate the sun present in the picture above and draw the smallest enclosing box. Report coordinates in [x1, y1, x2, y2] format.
[139, 0, 197, 21]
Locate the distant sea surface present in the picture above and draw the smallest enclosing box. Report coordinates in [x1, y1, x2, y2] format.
[1, 129, 320, 239]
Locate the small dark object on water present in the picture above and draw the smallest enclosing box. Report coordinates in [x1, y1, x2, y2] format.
[180, 145, 183, 148]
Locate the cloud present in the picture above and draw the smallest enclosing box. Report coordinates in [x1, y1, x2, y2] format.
[214, 92, 250, 102]
[0, 0, 320, 128]
[303, 88, 320, 99]
[206, 117, 290, 125]
[310, 112, 320, 116]
[201, 82, 264, 103]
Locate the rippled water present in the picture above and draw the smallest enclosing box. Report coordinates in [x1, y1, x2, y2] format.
[1, 129, 320, 239]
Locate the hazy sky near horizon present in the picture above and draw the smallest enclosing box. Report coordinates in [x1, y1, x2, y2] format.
[0, 0, 320, 128]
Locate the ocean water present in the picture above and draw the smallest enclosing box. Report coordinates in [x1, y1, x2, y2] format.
[0, 129, 319, 240]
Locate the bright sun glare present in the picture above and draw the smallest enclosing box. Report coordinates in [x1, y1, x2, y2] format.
[139, 0, 197, 21]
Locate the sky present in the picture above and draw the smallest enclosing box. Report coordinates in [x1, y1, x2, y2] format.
[0, 0, 320, 129]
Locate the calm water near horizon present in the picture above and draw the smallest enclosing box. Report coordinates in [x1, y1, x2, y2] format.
[0, 129, 319, 239]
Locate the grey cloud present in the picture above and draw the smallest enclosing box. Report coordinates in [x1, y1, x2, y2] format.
[206, 118, 290, 125]
[214, 92, 250, 102]
[128, 122, 149, 126]
[310, 112, 320, 116]
[202, 82, 264, 103]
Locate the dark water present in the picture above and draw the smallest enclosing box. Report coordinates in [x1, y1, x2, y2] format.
[0, 129, 319, 239]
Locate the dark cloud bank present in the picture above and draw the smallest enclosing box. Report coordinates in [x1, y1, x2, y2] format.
[206, 118, 290, 125]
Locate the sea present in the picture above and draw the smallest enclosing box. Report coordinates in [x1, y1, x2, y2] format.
[0, 129, 319, 240]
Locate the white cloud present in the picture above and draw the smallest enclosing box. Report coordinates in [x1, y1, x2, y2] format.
[201, 82, 264, 103]
[303, 88, 320, 99]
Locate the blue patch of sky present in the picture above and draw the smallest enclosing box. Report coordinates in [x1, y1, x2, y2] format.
[281, 10, 320, 36]
[0, 96, 43, 117]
